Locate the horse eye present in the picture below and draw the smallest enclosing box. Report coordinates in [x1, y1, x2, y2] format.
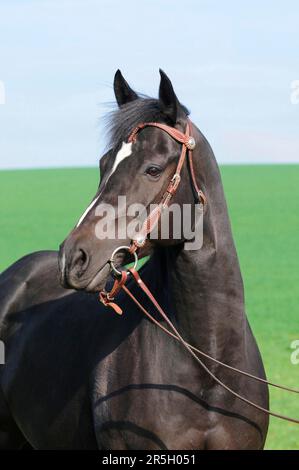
[145, 166, 162, 178]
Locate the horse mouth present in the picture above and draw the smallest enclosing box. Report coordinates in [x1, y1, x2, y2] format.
[85, 262, 111, 293]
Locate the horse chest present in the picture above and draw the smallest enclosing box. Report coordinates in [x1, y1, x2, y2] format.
[93, 386, 264, 450]
[91, 339, 223, 449]
[91, 330, 266, 450]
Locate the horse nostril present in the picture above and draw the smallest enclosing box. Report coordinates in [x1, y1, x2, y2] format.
[79, 249, 87, 266]
[72, 248, 90, 274]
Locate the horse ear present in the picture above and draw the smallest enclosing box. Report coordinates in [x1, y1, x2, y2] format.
[158, 69, 181, 123]
[113, 70, 138, 107]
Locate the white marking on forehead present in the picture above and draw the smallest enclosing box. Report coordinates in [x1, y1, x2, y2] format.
[111, 141, 132, 174]
[76, 195, 100, 227]
[76, 142, 132, 227]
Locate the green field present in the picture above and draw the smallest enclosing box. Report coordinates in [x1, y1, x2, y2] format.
[0, 165, 298, 449]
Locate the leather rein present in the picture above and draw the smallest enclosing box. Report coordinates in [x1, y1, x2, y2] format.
[99, 119, 299, 425]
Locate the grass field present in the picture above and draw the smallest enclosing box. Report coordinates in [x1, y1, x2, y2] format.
[0, 165, 298, 449]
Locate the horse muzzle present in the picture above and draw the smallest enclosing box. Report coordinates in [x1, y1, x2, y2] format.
[58, 238, 110, 292]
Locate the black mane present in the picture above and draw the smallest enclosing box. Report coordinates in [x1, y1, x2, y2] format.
[105, 97, 189, 150]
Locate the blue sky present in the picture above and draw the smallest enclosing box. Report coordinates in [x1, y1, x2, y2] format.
[0, 0, 298, 169]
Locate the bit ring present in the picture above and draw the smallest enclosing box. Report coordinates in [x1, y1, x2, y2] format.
[109, 245, 138, 276]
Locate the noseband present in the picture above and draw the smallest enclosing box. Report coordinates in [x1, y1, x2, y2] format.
[99, 119, 299, 426]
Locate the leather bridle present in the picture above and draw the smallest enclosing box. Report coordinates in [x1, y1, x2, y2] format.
[99, 119, 299, 425]
[127, 119, 206, 254]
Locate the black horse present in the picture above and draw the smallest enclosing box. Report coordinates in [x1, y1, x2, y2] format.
[0, 70, 269, 449]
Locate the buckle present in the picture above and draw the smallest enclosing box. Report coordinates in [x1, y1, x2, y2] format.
[170, 173, 181, 190]
[198, 190, 207, 206]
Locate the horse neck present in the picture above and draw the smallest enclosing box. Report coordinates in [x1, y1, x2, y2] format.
[167, 126, 247, 363]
